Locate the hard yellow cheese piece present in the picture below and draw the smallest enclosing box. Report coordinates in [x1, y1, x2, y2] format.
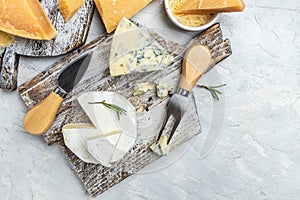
[0, 31, 14, 47]
[175, 0, 245, 14]
[58, 0, 85, 22]
[0, 0, 57, 40]
[94, 0, 153, 33]
[169, 0, 213, 27]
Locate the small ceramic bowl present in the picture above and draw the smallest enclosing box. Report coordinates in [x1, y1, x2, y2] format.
[164, 0, 220, 31]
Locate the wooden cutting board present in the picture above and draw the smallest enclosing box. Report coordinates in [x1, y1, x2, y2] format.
[0, 0, 94, 91]
[18, 23, 231, 197]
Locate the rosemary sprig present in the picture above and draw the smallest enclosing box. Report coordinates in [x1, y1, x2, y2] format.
[197, 84, 227, 101]
[89, 101, 127, 120]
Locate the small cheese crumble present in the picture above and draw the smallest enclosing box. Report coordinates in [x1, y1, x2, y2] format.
[133, 82, 152, 96]
[156, 82, 169, 98]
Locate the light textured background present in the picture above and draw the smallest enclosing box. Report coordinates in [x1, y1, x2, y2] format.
[1, 0, 300, 199]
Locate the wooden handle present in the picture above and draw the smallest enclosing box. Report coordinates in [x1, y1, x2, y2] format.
[178, 45, 212, 92]
[24, 91, 64, 135]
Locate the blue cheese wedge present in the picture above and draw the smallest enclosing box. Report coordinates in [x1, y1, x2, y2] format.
[150, 135, 170, 156]
[109, 17, 174, 76]
[156, 82, 169, 98]
[133, 82, 152, 96]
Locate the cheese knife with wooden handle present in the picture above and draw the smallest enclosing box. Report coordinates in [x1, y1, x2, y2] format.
[24, 52, 93, 135]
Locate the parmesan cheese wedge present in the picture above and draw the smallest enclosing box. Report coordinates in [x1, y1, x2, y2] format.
[0, 0, 57, 40]
[0, 31, 14, 47]
[174, 0, 245, 14]
[58, 0, 85, 22]
[109, 18, 174, 76]
[94, 0, 153, 33]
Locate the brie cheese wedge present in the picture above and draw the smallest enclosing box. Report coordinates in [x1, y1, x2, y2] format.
[109, 17, 174, 76]
[63, 92, 137, 167]
[86, 133, 121, 167]
[62, 123, 99, 164]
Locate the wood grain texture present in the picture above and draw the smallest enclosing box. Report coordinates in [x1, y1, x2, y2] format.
[0, 45, 20, 90]
[18, 23, 232, 197]
[0, 0, 94, 91]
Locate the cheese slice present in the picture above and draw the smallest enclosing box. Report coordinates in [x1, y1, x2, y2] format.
[150, 135, 170, 156]
[94, 0, 153, 33]
[62, 123, 99, 164]
[86, 133, 121, 167]
[0, 0, 57, 40]
[175, 0, 245, 14]
[109, 18, 174, 76]
[78, 93, 122, 134]
[110, 131, 136, 162]
[62, 123, 122, 165]
[75, 91, 137, 166]
[133, 82, 152, 96]
[58, 0, 85, 22]
[156, 82, 169, 98]
[0, 31, 14, 47]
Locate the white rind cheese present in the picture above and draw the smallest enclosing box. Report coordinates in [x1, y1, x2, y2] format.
[109, 17, 174, 76]
[62, 123, 100, 164]
[86, 133, 121, 167]
[62, 92, 137, 167]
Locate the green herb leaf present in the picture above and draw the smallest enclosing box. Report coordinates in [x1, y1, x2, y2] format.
[88, 100, 127, 120]
[197, 84, 227, 101]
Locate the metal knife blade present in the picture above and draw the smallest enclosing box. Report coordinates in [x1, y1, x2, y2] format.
[23, 52, 93, 135]
[57, 52, 93, 94]
[157, 88, 190, 144]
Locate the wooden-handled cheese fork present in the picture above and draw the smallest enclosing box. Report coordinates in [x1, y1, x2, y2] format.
[157, 44, 212, 144]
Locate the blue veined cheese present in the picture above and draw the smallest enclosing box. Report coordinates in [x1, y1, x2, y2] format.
[133, 82, 152, 96]
[156, 82, 169, 98]
[109, 17, 174, 76]
[150, 135, 170, 156]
